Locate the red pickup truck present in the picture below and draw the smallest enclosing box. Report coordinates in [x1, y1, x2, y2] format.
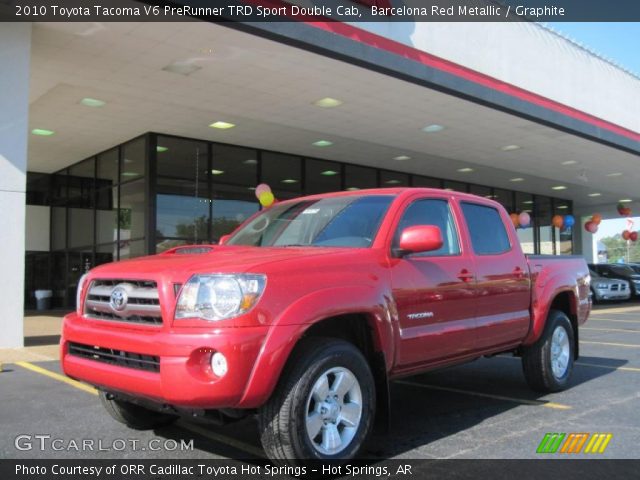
[61, 188, 590, 463]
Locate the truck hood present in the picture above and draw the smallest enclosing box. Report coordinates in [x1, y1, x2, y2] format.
[90, 245, 368, 281]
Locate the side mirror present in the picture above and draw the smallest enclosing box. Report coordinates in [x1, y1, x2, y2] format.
[219, 234, 231, 245]
[397, 225, 443, 256]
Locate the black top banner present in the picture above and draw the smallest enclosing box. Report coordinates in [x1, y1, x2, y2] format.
[2, 0, 640, 22]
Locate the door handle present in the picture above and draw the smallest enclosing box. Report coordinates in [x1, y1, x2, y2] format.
[514, 267, 526, 279]
[458, 269, 474, 282]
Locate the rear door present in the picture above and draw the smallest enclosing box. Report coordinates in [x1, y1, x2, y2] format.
[458, 201, 531, 350]
[389, 195, 477, 368]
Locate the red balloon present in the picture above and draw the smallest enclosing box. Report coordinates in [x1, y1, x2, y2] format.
[631, 231, 639, 242]
[584, 221, 598, 234]
[622, 230, 631, 240]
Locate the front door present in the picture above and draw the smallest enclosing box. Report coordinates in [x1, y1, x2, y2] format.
[390, 197, 477, 369]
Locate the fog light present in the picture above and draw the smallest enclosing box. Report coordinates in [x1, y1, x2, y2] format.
[211, 352, 228, 377]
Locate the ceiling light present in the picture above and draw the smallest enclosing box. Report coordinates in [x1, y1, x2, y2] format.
[162, 61, 202, 76]
[313, 97, 343, 108]
[247, 187, 256, 191]
[281, 179, 298, 184]
[211, 169, 224, 175]
[312, 140, 333, 147]
[209, 121, 235, 129]
[80, 97, 106, 107]
[501, 145, 521, 151]
[31, 128, 54, 136]
[393, 155, 411, 161]
[422, 124, 445, 133]
[346, 187, 360, 191]
[561, 160, 577, 165]
[385, 179, 402, 185]
[509, 177, 524, 182]
[156, 146, 168, 153]
[607, 172, 623, 177]
[321, 170, 339, 176]
[243, 159, 258, 165]
[588, 193, 602, 197]
[557, 205, 569, 209]
[551, 185, 567, 190]
[523, 200, 534, 205]
[457, 168, 474, 173]
[122, 172, 139, 177]
[619, 199, 633, 203]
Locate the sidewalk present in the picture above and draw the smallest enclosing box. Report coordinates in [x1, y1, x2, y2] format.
[0, 310, 67, 364]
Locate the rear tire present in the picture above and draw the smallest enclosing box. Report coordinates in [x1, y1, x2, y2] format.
[258, 338, 375, 465]
[522, 310, 575, 392]
[100, 391, 177, 430]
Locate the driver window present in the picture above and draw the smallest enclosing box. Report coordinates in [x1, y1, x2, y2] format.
[394, 199, 460, 256]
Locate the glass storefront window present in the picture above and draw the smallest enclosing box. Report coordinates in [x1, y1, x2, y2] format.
[261, 152, 302, 196]
[157, 136, 208, 181]
[51, 207, 66, 251]
[97, 148, 119, 188]
[344, 165, 376, 191]
[212, 144, 258, 187]
[493, 188, 514, 213]
[536, 196, 553, 254]
[443, 180, 467, 192]
[305, 159, 341, 194]
[68, 208, 94, 248]
[96, 243, 117, 265]
[515, 192, 534, 254]
[412, 176, 441, 188]
[68, 158, 94, 208]
[380, 171, 409, 187]
[120, 180, 146, 241]
[554, 200, 573, 254]
[469, 184, 491, 198]
[119, 239, 146, 260]
[96, 187, 118, 245]
[121, 138, 145, 182]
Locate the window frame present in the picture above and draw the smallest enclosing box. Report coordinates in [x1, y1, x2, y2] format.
[460, 201, 513, 256]
[391, 197, 462, 258]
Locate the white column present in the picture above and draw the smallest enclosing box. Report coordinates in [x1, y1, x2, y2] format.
[0, 23, 31, 348]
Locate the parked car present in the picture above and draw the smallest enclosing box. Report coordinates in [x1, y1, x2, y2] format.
[588, 269, 631, 302]
[627, 263, 640, 275]
[61, 188, 590, 464]
[589, 263, 640, 298]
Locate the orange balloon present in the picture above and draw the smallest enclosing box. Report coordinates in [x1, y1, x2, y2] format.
[509, 213, 520, 228]
[591, 213, 602, 225]
[552, 215, 564, 229]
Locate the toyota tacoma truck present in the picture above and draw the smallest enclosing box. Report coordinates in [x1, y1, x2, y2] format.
[61, 188, 590, 463]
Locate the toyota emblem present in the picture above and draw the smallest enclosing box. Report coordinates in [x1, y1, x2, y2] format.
[109, 287, 128, 312]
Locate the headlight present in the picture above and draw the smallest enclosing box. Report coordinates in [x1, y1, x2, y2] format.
[175, 274, 266, 321]
[595, 283, 607, 289]
[76, 273, 89, 316]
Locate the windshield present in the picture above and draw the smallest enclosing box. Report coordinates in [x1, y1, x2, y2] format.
[611, 265, 635, 275]
[227, 195, 394, 248]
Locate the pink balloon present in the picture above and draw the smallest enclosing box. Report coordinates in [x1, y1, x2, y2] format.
[518, 212, 531, 228]
[584, 221, 598, 234]
[255, 183, 271, 198]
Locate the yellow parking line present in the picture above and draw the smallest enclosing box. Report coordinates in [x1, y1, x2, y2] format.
[576, 361, 640, 373]
[588, 318, 640, 324]
[15, 361, 98, 396]
[396, 381, 571, 409]
[581, 340, 640, 348]
[176, 422, 265, 458]
[582, 327, 640, 333]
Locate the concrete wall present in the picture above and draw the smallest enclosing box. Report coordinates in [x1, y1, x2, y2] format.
[25, 205, 50, 252]
[0, 23, 31, 348]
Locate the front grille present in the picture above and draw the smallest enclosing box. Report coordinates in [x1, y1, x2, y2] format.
[622, 284, 627, 291]
[84, 279, 162, 325]
[68, 342, 160, 373]
[611, 284, 619, 291]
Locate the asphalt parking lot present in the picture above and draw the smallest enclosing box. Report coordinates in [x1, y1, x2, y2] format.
[1, 304, 639, 460]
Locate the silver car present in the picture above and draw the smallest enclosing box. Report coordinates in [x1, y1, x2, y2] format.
[590, 269, 631, 302]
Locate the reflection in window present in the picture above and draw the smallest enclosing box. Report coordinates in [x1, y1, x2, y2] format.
[96, 187, 118, 245]
[97, 149, 119, 187]
[212, 198, 259, 241]
[68, 208, 94, 248]
[120, 180, 145, 241]
[261, 152, 301, 196]
[443, 180, 467, 192]
[119, 239, 145, 260]
[554, 200, 573, 254]
[412, 176, 441, 188]
[536, 196, 553, 254]
[305, 159, 341, 194]
[380, 171, 409, 188]
[344, 165, 376, 191]
[51, 207, 66, 250]
[212, 144, 257, 186]
[121, 138, 145, 182]
[156, 192, 209, 240]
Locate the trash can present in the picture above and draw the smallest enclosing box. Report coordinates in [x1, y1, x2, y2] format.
[34, 290, 53, 311]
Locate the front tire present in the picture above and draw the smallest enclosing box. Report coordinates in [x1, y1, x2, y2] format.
[522, 310, 575, 392]
[258, 338, 375, 465]
[100, 391, 177, 430]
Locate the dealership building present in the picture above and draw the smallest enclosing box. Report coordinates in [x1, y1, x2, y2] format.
[1, 4, 639, 347]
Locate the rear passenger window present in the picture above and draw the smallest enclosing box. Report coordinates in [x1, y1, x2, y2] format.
[461, 202, 511, 255]
[394, 199, 460, 256]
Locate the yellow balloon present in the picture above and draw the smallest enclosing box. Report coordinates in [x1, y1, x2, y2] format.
[259, 191, 275, 207]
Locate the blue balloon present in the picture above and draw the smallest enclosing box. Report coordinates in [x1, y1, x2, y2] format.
[563, 214, 575, 228]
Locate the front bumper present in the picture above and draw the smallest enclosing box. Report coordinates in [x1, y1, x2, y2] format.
[593, 288, 631, 301]
[60, 313, 269, 409]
